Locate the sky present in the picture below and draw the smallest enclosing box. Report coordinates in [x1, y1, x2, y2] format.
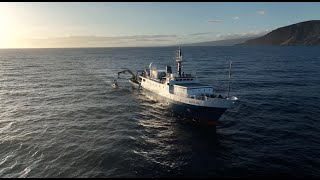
[1, 2, 320, 48]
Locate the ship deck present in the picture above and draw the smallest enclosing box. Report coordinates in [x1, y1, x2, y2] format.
[174, 83, 212, 89]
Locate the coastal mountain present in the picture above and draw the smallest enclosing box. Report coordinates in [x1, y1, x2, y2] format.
[239, 20, 320, 46]
[179, 37, 257, 46]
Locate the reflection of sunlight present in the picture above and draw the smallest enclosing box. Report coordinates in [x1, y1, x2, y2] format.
[135, 92, 174, 128]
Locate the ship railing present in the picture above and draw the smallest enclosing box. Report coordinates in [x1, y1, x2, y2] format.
[186, 94, 207, 101]
[186, 94, 226, 101]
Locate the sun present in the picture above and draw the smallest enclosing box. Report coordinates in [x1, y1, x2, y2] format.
[0, 4, 18, 48]
[0, 18, 10, 48]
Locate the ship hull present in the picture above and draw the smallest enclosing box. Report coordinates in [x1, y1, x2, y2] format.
[138, 86, 227, 126]
[169, 102, 226, 125]
[129, 79, 140, 89]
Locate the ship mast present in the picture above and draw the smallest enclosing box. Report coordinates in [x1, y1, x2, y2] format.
[227, 61, 232, 99]
[176, 47, 183, 77]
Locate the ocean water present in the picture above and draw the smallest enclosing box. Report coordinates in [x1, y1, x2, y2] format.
[0, 46, 319, 177]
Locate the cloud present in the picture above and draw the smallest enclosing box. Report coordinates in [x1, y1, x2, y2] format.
[207, 19, 222, 23]
[20, 34, 179, 48]
[15, 29, 272, 48]
[257, 11, 266, 15]
[215, 29, 270, 40]
[188, 32, 212, 36]
[232, 16, 240, 20]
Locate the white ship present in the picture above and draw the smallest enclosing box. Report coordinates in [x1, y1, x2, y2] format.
[120, 47, 239, 125]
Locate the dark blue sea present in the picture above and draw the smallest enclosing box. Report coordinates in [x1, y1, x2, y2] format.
[0, 46, 319, 177]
